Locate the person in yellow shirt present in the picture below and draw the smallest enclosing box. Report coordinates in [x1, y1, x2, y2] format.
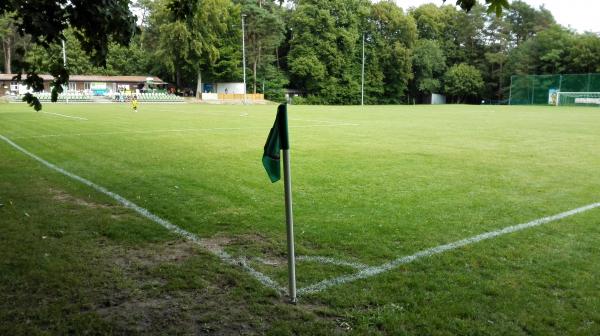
[131, 95, 139, 112]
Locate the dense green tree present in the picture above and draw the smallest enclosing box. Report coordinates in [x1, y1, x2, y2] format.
[259, 62, 288, 102]
[239, 0, 285, 94]
[444, 63, 484, 103]
[442, 4, 486, 67]
[410, 39, 446, 102]
[192, 0, 239, 96]
[505, 1, 555, 45]
[535, 25, 574, 74]
[485, 51, 508, 99]
[288, 0, 370, 104]
[0, 12, 18, 73]
[568, 33, 600, 74]
[147, 0, 235, 93]
[481, 12, 511, 99]
[25, 28, 151, 77]
[367, 0, 417, 104]
[510, 25, 574, 75]
[148, 1, 200, 89]
[105, 38, 151, 76]
[25, 29, 105, 75]
[410, 4, 446, 40]
[200, 5, 243, 85]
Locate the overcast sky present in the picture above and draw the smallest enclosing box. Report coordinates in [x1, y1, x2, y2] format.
[393, 0, 600, 33]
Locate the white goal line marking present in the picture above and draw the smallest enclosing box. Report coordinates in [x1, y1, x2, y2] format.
[0, 134, 285, 294]
[41, 112, 88, 120]
[298, 202, 600, 295]
[9, 123, 360, 139]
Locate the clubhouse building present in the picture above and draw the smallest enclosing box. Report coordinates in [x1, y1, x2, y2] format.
[1, 74, 167, 96]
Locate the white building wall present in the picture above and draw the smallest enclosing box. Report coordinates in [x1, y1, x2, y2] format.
[215, 82, 245, 94]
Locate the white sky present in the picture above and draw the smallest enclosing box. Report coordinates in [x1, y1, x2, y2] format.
[393, 0, 600, 33]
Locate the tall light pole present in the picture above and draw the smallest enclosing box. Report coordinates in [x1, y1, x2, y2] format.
[62, 39, 69, 103]
[361, 33, 365, 106]
[241, 14, 247, 104]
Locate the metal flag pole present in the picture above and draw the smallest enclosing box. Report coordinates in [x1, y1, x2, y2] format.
[282, 148, 297, 303]
[262, 104, 296, 303]
[279, 104, 296, 303]
[62, 39, 69, 104]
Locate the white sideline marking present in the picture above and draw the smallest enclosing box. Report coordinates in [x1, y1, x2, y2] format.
[9, 123, 359, 139]
[299, 202, 600, 295]
[297, 256, 368, 270]
[41, 112, 88, 120]
[0, 134, 285, 294]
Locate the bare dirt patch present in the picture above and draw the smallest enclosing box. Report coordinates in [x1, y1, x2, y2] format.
[94, 234, 340, 335]
[49, 187, 114, 209]
[95, 239, 275, 335]
[112, 240, 199, 269]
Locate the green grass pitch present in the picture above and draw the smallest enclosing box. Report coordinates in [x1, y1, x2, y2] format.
[1, 102, 599, 334]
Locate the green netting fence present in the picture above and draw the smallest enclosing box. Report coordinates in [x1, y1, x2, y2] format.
[509, 73, 600, 105]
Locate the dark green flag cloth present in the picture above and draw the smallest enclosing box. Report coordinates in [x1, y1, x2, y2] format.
[262, 104, 289, 183]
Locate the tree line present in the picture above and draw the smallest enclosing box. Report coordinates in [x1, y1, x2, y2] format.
[2, 0, 600, 105]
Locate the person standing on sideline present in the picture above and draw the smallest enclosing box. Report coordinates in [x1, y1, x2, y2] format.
[131, 95, 139, 112]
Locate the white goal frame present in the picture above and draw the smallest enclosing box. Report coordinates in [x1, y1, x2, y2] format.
[556, 92, 600, 106]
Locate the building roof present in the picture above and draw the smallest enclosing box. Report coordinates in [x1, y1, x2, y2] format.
[0, 74, 166, 84]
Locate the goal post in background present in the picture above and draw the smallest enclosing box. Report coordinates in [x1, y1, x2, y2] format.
[509, 73, 600, 105]
[556, 92, 600, 106]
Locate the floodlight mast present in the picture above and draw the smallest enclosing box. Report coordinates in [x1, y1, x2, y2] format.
[62, 39, 68, 104]
[242, 14, 247, 105]
[361, 33, 365, 106]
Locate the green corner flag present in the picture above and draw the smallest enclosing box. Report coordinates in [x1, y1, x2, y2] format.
[262, 104, 289, 183]
[261, 103, 297, 303]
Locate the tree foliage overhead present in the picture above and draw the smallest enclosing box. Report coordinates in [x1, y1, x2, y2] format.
[448, 0, 510, 16]
[1, 0, 137, 110]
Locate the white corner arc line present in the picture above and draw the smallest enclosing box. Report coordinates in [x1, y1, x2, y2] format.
[0, 134, 284, 293]
[41, 112, 88, 120]
[298, 202, 600, 295]
[297, 256, 369, 270]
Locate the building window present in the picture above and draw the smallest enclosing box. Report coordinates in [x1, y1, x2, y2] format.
[84, 82, 90, 90]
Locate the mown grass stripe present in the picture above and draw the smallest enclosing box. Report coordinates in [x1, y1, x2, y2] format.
[9, 123, 359, 139]
[41, 112, 88, 120]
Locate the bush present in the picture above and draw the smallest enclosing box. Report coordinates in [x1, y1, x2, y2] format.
[444, 63, 484, 103]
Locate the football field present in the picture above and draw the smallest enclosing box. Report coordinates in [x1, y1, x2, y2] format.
[1, 102, 599, 334]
